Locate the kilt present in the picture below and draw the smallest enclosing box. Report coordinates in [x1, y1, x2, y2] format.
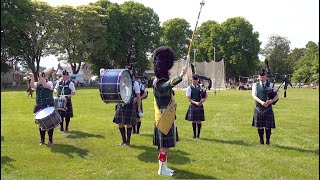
[185, 104, 205, 121]
[113, 103, 136, 125]
[153, 123, 179, 148]
[252, 106, 275, 128]
[58, 98, 73, 118]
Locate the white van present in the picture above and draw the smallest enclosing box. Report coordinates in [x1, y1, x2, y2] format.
[69, 74, 85, 86]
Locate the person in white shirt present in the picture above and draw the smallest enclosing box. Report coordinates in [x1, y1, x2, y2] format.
[113, 68, 142, 146]
[251, 69, 279, 145]
[185, 74, 207, 138]
[54, 70, 76, 132]
[27, 71, 56, 146]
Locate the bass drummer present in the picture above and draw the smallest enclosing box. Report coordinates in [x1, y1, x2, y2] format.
[27, 71, 56, 146]
[113, 65, 142, 146]
[54, 70, 76, 132]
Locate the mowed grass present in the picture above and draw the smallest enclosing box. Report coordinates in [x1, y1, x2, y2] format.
[1, 87, 319, 179]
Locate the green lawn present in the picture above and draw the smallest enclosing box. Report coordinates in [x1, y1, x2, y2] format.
[1, 87, 319, 179]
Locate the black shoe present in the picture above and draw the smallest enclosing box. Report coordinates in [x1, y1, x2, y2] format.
[39, 141, 45, 145]
[266, 140, 270, 145]
[126, 141, 130, 146]
[197, 135, 200, 139]
[260, 140, 264, 145]
[118, 142, 126, 146]
[48, 141, 53, 146]
[193, 136, 196, 139]
[60, 128, 64, 131]
[65, 128, 69, 132]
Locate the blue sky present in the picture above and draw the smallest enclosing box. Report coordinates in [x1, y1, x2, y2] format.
[41, 0, 319, 69]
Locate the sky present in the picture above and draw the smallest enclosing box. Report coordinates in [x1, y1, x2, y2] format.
[40, 0, 319, 70]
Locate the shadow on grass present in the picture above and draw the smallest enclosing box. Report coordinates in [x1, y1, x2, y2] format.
[49, 144, 89, 158]
[1, 136, 4, 142]
[201, 138, 252, 146]
[65, 130, 105, 139]
[136, 133, 153, 138]
[172, 167, 217, 179]
[129, 145, 191, 164]
[1, 156, 15, 169]
[274, 144, 319, 155]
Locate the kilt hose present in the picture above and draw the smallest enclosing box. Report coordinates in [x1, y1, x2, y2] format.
[113, 103, 137, 125]
[252, 106, 275, 128]
[153, 123, 179, 148]
[185, 104, 205, 121]
[58, 98, 73, 118]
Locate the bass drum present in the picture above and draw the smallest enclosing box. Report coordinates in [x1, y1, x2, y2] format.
[99, 69, 132, 104]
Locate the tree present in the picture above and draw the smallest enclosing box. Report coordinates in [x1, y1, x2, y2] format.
[119, 1, 161, 72]
[88, 1, 161, 74]
[161, 18, 192, 60]
[1, 0, 33, 73]
[220, 17, 261, 79]
[52, 5, 87, 74]
[261, 34, 291, 75]
[292, 41, 319, 83]
[193, 20, 223, 62]
[288, 48, 305, 69]
[76, 4, 110, 75]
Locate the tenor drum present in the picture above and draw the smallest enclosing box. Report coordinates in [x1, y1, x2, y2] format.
[54, 96, 67, 111]
[99, 69, 132, 104]
[35, 107, 62, 131]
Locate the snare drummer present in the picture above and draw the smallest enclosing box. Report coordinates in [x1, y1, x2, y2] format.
[113, 67, 142, 146]
[54, 70, 76, 132]
[27, 71, 55, 146]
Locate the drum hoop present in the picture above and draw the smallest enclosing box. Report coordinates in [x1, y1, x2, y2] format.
[35, 106, 54, 119]
[117, 70, 122, 102]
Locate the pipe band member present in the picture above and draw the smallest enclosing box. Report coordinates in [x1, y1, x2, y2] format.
[252, 68, 279, 145]
[152, 46, 187, 176]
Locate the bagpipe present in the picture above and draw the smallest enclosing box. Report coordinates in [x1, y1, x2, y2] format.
[264, 60, 279, 105]
[264, 59, 292, 104]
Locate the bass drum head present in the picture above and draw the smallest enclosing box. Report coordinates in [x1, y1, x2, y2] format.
[35, 106, 55, 119]
[119, 70, 132, 104]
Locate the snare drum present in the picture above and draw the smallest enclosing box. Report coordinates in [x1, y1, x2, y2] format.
[99, 69, 132, 104]
[54, 96, 67, 111]
[35, 107, 62, 131]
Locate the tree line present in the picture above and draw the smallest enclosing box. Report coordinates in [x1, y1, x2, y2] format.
[1, 0, 318, 83]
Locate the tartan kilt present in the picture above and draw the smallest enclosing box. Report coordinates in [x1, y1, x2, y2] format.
[113, 103, 136, 125]
[252, 106, 275, 128]
[185, 104, 205, 121]
[58, 98, 73, 118]
[153, 123, 179, 148]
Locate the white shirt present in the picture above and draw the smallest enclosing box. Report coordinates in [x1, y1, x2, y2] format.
[133, 81, 140, 94]
[34, 81, 53, 90]
[252, 81, 278, 96]
[54, 80, 76, 93]
[186, 84, 199, 97]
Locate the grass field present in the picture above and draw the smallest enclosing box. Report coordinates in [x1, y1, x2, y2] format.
[1, 87, 319, 179]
